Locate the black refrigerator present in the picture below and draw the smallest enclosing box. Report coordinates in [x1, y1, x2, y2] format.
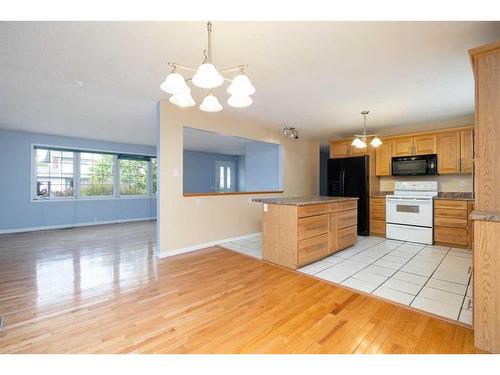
[327, 156, 369, 236]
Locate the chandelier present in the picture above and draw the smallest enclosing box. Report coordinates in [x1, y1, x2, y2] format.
[160, 22, 255, 112]
[351, 111, 382, 148]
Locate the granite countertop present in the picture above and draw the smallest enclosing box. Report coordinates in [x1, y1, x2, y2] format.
[435, 192, 474, 201]
[470, 210, 500, 222]
[252, 196, 358, 206]
[370, 191, 474, 201]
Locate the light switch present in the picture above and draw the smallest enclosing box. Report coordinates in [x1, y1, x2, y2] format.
[173, 168, 179, 177]
[195, 198, 201, 207]
[263, 204, 268, 212]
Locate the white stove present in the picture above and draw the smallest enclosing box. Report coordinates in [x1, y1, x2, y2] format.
[386, 181, 438, 245]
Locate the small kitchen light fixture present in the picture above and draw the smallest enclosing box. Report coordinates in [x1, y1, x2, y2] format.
[351, 111, 382, 148]
[283, 126, 299, 139]
[160, 22, 255, 111]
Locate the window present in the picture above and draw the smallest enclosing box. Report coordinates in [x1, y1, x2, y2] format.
[35, 148, 74, 198]
[151, 158, 158, 195]
[215, 161, 235, 192]
[80, 152, 114, 196]
[32, 146, 156, 200]
[119, 158, 148, 195]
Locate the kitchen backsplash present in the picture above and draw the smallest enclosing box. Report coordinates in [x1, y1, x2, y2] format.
[379, 175, 473, 192]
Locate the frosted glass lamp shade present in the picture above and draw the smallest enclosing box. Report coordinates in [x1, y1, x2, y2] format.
[199, 93, 223, 112]
[192, 63, 224, 89]
[352, 137, 366, 148]
[351, 138, 362, 147]
[227, 94, 253, 108]
[370, 136, 382, 147]
[227, 74, 256, 96]
[160, 72, 189, 94]
[169, 92, 195, 107]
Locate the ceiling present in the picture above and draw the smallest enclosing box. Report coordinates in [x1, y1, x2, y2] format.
[183, 127, 253, 155]
[0, 21, 499, 146]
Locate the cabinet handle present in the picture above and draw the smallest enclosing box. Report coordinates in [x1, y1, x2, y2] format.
[467, 265, 472, 274]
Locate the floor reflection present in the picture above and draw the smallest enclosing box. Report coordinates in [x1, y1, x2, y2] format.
[0, 221, 157, 318]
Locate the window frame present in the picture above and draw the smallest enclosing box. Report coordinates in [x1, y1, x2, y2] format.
[32, 146, 77, 200]
[30, 144, 156, 202]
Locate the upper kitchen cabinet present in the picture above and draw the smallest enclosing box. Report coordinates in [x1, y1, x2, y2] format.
[329, 140, 367, 158]
[460, 129, 474, 173]
[436, 131, 461, 174]
[350, 143, 367, 156]
[330, 141, 350, 158]
[329, 126, 474, 176]
[375, 141, 391, 176]
[391, 134, 436, 157]
[413, 134, 436, 155]
[391, 137, 413, 156]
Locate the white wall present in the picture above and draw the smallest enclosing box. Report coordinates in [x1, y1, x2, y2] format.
[158, 102, 319, 256]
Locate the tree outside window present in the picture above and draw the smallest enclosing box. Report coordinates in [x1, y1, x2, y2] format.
[119, 159, 147, 195]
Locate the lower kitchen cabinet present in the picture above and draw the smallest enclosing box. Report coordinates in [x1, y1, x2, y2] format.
[370, 197, 386, 237]
[434, 199, 473, 248]
[262, 199, 358, 269]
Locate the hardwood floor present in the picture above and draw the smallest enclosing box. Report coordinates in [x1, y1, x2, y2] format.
[0, 222, 482, 353]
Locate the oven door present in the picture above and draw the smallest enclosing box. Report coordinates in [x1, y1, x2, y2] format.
[386, 197, 433, 227]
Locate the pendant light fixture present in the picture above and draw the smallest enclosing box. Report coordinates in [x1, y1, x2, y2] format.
[160, 22, 255, 111]
[351, 111, 382, 148]
[199, 90, 223, 112]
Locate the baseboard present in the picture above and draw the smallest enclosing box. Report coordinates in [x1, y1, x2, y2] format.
[158, 232, 261, 259]
[0, 217, 157, 235]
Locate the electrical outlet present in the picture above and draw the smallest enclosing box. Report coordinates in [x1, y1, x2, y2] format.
[459, 180, 465, 188]
[173, 168, 179, 177]
[195, 198, 201, 207]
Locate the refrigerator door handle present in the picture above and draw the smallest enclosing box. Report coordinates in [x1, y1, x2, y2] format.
[340, 170, 345, 196]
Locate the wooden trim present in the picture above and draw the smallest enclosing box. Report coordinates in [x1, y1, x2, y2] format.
[183, 190, 284, 197]
[469, 41, 500, 59]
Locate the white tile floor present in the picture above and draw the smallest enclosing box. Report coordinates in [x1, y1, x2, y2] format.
[220, 234, 473, 325]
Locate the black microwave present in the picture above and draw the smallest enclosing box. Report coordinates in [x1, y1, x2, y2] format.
[392, 154, 437, 176]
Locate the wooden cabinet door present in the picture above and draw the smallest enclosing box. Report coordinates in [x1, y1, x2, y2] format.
[375, 141, 392, 176]
[330, 141, 350, 158]
[461, 129, 473, 173]
[391, 137, 413, 156]
[413, 134, 436, 155]
[437, 131, 461, 174]
[350, 143, 367, 156]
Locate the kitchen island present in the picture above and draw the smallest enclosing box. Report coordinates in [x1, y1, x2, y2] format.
[252, 196, 358, 269]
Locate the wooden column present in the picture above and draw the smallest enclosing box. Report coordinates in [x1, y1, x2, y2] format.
[469, 41, 500, 353]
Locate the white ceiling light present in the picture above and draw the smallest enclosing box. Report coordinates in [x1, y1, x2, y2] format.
[352, 111, 382, 148]
[169, 91, 195, 107]
[161, 21, 255, 111]
[160, 70, 190, 94]
[228, 94, 253, 108]
[199, 91, 223, 112]
[227, 73, 256, 96]
[192, 63, 224, 89]
[370, 136, 382, 147]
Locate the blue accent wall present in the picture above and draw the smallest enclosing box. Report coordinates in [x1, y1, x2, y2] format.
[183, 150, 240, 193]
[0, 129, 157, 232]
[244, 142, 282, 191]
